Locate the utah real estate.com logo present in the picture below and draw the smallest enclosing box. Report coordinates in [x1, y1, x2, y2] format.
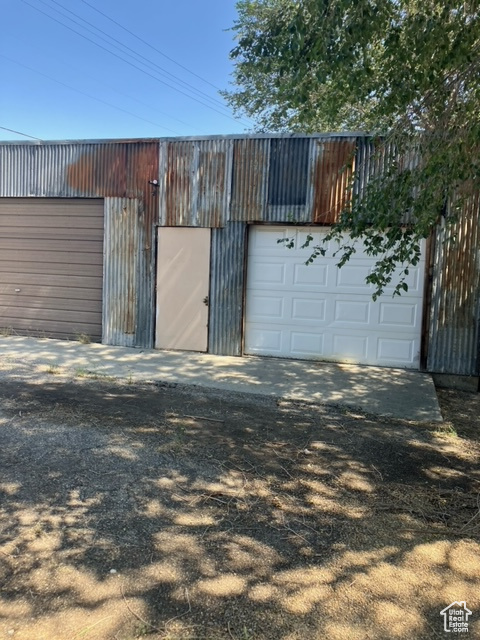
[440, 601, 472, 633]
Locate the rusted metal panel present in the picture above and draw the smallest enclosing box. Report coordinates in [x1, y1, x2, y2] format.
[0, 140, 157, 200]
[103, 197, 154, 348]
[0, 141, 158, 348]
[353, 138, 419, 225]
[312, 137, 357, 223]
[162, 139, 233, 227]
[0, 198, 103, 340]
[197, 139, 233, 227]
[230, 138, 270, 221]
[427, 195, 480, 375]
[209, 222, 246, 356]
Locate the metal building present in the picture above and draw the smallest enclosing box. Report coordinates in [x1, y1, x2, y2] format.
[0, 135, 478, 380]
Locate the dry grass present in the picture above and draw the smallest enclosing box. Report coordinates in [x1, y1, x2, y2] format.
[0, 364, 478, 640]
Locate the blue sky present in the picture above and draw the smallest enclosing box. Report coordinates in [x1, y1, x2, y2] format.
[0, 0, 253, 141]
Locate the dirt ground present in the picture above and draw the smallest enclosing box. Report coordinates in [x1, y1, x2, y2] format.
[0, 362, 479, 640]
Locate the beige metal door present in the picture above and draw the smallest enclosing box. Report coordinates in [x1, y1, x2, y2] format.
[155, 228, 210, 351]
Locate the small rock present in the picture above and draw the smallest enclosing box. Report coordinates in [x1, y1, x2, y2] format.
[109, 568, 117, 574]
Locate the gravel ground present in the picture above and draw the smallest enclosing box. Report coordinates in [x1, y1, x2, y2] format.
[0, 361, 479, 640]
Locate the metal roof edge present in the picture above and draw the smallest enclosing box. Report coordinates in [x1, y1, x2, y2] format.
[0, 132, 374, 146]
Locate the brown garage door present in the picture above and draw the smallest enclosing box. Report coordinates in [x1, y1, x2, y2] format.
[0, 198, 104, 341]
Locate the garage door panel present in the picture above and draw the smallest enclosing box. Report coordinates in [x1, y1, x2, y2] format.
[0, 261, 103, 278]
[0, 199, 102, 216]
[0, 305, 101, 323]
[246, 327, 283, 353]
[376, 337, 416, 364]
[0, 282, 101, 308]
[0, 249, 103, 266]
[248, 260, 287, 286]
[0, 198, 104, 340]
[245, 226, 425, 368]
[379, 302, 419, 328]
[290, 331, 325, 355]
[293, 263, 329, 287]
[335, 263, 373, 290]
[332, 333, 368, 361]
[0, 294, 102, 312]
[292, 297, 326, 322]
[383, 266, 423, 294]
[0, 238, 103, 253]
[6, 317, 101, 338]
[247, 293, 285, 319]
[0, 215, 104, 229]
[334, 299, 370, 324]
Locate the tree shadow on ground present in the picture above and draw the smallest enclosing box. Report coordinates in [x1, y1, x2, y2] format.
[0, 374, 479, 640]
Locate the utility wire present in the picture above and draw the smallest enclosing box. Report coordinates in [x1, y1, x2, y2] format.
[45, 0, 239, 118]
[78, 0, 224, 94]
[20, 0, 250, 127]
[0, 126, 42, 141]
[0, 54, 183, 136]
[8, 31, 202, 134]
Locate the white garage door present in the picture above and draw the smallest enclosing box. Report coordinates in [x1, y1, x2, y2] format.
[244, 226, 426, 368]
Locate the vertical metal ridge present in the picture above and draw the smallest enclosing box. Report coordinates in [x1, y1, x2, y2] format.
[163, 139, 232, 227]
[230, 138, 270, 221]
[311, 136, 357, 223]
[209, 222, 246, 355]
[427, 194, 480, 374]
[103, 198, 139, 347]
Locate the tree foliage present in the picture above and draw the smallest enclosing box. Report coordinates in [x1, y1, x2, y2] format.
[225, 0, 480, 297]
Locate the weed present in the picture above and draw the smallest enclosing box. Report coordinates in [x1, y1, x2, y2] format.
[433, 422, 458, 438]
[133, 622, 151, 637]
[77, 333, 91, 344]
[0, 327, 13, 337]
[46, 363, 60, 375]
[75, 368, 115, 382]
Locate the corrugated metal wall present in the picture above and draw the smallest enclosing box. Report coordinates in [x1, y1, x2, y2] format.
[103, 198, 154, 347]
[208, 222, 246, 356]
[0, 140, 158, 348]
[160, 135, 357, 227]
[158, 138, 233, 227]
[1, 135, 479, 375]
[427, 196, 480, 375]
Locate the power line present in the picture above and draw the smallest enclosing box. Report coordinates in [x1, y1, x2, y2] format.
[0, 126, 42, 141]
[78, 0, 224, 94]
[0, 54, 183, 136]
[8, 30, 202, 134]
[45, 0, 238, 118]
[20, 0, 251, 128]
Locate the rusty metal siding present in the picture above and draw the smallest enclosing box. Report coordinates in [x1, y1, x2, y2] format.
[0, 140, 158, 348]
[230, 138, 270, 222]
[103, 197, 154, 347]
[208, 222, 246, 356]
[311, 137, 357, 223]
[427, 197, 480, 375]
[0, 139, 158, 198]
[161, 139, 233, 227]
